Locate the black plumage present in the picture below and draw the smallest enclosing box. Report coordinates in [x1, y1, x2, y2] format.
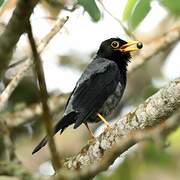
[32, 38, 142, 154]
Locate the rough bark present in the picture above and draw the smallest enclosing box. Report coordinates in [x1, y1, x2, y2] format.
[63, 77, 180, 169]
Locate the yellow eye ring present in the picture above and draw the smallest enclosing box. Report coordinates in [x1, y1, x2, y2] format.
[111, 41, 119, 48]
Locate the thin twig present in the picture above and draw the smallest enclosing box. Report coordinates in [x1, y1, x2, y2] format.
[8, 56, 27, 69]
[0, 17, 68, 111]
[128, 25, 180, 73]
[2, 94, 68, 128]
[27, 21, 61, 170]
[0, 120, 17, 162]
[37, 17, 69, 53]
[0, 60, 32, 111]
[8, 16, 69, 69]
[0, 0, 39, 78]
[97, 0, 136, 39]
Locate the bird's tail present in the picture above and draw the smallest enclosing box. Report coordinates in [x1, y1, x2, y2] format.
[32, 112, 77, 154]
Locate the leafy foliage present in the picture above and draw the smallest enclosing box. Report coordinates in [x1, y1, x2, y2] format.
[123, 0, 137, 21]
[123, 0, 180, 31]
[159, 0, 180, 15]
[128, 0, 151, 30]
[77, 0, 180, 28]
[78, 0, 101, 22]
[123, 0, 152, 30]
[0, 0, 4, 7]
[168, 127, 180, 152]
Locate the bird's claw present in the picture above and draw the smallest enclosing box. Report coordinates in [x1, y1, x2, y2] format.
[88, 137, 96, 145]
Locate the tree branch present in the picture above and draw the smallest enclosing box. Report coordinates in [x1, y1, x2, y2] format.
[0, 18, 178, 114]
[128, 25, 180, 73]
[97, 0, 136, 39]
[27, 21, 61, 170]
[2, 94, 68, 128]
[0, 120, 17, 161]
[0, 0, 39, 78]
[0, 17, 68, 111]
[62, 77, 180, 170]
[55, 111, 180, 180]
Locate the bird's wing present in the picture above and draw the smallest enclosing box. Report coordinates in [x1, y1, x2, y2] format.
[65, 58, 120, 128]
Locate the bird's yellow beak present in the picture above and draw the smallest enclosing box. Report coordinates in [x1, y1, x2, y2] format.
[120, 41, 143, 53]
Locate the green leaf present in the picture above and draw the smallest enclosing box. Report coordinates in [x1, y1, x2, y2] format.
[159, 0, 180, 15]
[0, 0, 4, 7]
[168, 127, 180, 151]
[78, 0, 101, 22]
[129, 0, 151, 30]
[123, 0, 137, 21]
[143, 142, 171, 166]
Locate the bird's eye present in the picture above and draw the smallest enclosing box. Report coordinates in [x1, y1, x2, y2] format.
[111, 41, 119, 48]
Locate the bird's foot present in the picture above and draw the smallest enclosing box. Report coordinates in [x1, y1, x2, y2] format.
[97, 113, 112, 129]
[105, 123, 112, 129]
[103, 124, 112, 133]
[85, 123, 96, 144]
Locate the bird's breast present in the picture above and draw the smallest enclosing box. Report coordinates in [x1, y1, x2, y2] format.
[88, 82, 125, 122]
[100, 82, 125, 116]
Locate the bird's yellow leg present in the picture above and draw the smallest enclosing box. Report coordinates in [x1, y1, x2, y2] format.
[85, 123, 95, 140]
[97, 113, 112, 128]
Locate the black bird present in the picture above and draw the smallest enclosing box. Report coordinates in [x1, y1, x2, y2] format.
[32, 38, 142, 154]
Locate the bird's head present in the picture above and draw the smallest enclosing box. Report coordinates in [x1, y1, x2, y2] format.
[97, 38, 143, 63]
